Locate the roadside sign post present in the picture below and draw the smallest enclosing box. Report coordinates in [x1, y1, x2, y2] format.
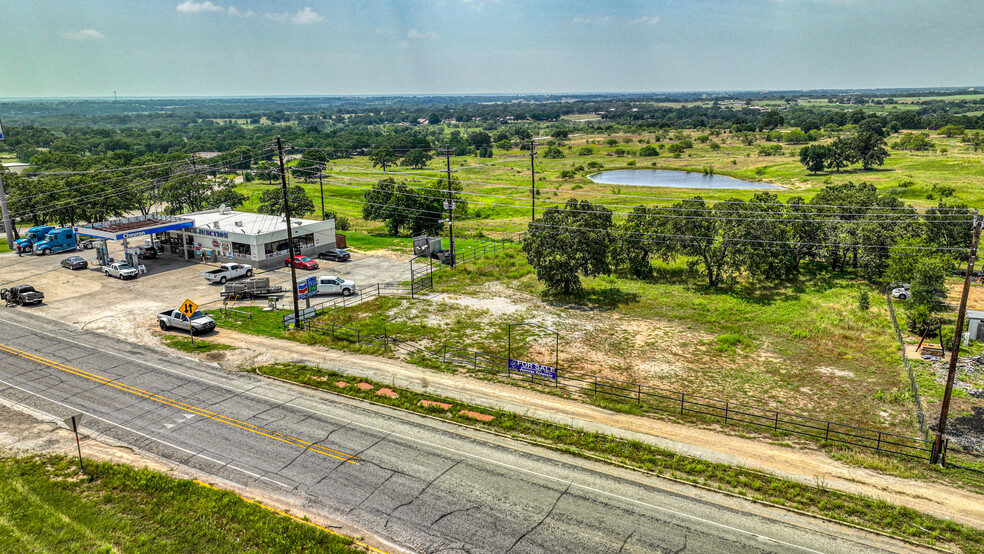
[179, 299, 199, 345]
[63, 414, 85, 473]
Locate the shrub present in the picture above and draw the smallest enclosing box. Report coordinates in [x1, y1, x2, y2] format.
[857, 289, 870, 311]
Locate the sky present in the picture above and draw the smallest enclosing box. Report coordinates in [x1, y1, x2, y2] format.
[2, 0, 983, 98]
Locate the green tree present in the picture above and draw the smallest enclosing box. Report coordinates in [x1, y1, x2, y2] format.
[542, 146, 565, 159]
[400, 148, 433, 169]
[638, 144, 660, 157]
[361, 178, 445, 236]
[799, 144, 831, 174]
[523, 199, 613, 294]
[257, 185, 315, 217]
[369, 146, 399, 171]
[666, 197, 732, 286]
[938, 125, 965, 137]
[923, 199, 973, 255]
[759, 110, 784, 131]
[852, 132, 889, 170]
[902, 255, 953, 333]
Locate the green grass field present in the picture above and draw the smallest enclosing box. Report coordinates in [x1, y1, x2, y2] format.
[0, 454, 361, 553]
[228, 128, 984, 243]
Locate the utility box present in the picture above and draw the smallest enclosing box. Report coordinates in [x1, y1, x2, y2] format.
[967, 310, 984, 342]
[413, 235, 443, 256]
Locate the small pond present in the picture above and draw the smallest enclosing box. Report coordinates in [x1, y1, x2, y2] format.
[587, 169, 783, 190]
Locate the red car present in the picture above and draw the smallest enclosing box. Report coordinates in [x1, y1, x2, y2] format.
[285, 255, 319, 270]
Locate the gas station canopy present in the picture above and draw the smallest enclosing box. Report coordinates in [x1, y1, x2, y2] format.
[76, 214, 194, 241]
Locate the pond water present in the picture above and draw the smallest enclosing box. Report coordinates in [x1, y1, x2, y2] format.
[587, 169, 783, 190]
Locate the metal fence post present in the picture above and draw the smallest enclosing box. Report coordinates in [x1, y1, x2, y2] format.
[724, 401, 729, 424]
[825, 421, 830, 442]
[680, 393, 685, 414]
[594, 377, 597, 399]
[774, 412, 779, 431]
[637, 384, 641, 405]
[876, 431, 882, 452]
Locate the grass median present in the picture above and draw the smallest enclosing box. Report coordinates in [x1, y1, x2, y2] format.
[0, 453, 362, 553]
[256, 361, 984, 553]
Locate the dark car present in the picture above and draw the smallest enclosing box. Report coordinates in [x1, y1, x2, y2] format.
[136, 245, 158, 259]
[317, 248, 351, 262]
[61, 255, 89, 270]
[285, 255, 319, 270]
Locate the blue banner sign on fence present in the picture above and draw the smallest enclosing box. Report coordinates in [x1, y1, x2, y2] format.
[508, 358, 557, 380]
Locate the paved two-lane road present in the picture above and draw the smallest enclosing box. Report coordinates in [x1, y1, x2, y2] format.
[0, 309, 926, 553]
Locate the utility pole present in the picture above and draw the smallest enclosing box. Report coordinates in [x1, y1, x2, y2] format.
[0, 117, 14, 247]
[0, 168, 13, 247]
[442, 148, 456, 268]
[529, 140, 537, 222]
[318, 169, 325, 220]
[931, 210, 983, 464]
[277, 137, 302, 330]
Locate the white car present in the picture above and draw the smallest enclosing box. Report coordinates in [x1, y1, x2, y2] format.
[891, 286, 909, 300]
[315, 275, 356, 296]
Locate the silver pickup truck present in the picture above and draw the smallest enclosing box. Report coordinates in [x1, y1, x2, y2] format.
[157, 309, 216, 335]
[104, 262, 139, 280]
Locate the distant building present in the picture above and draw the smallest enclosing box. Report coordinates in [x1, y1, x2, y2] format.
[2, 162, 32, 174]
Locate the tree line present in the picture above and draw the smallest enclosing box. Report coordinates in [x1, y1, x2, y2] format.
[523, 182, 972, 294]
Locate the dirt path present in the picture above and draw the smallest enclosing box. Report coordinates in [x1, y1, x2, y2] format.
[189, 326, 984, 530]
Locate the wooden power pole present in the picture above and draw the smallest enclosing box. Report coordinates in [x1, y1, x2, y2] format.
[276, 137, 302, 329]
[931, 210, 983, 464]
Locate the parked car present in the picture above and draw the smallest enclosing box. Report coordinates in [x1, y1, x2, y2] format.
[285, 255, 319, 270]
[136, 245, 158, 259]
[204, 263, 253, 284]
[61, 256, 89, 270]
[104, 262, 139, 280]
[157, 308, 216, 335]
[892, 287, 909, 300]
[1, 285, 44, 306]
[317, 248, 351, 262]
[314, 275, 357, 296]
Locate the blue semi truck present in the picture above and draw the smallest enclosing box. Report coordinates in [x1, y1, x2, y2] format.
[13, 225, 55, 254]
[33, 228, 79, 256]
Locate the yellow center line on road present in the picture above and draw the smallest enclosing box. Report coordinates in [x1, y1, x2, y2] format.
[0, 343, 360, 465]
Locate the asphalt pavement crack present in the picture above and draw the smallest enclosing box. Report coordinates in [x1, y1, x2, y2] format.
[617, 530, 635, 553]
[308, 431, 392, 492]
[277, 429, 336, 472]
[385, 460, 462, 529]
[430, 505, 479, 527]
[504, 482, 571, 553]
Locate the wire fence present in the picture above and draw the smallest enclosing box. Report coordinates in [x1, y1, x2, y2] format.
[267, 235, 979, 468]
[283, 283, 408, 325]
[886, 293, 929, 437]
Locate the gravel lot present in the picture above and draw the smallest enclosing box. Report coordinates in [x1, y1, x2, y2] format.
[0, 244, 410, 335]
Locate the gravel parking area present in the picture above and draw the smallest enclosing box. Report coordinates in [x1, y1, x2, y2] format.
[0, 244, 410, 337]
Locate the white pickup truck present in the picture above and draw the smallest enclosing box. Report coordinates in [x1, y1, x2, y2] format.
[157, 309, 216, 335]
[315, 275, 357, 296]
[103, 262, 139, 280]
[204, 263, 253, 284]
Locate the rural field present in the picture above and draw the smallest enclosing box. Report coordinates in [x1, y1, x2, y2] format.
[214, 127, 984, 446]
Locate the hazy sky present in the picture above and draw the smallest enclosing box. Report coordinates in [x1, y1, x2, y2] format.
[2, 0, 983, 97]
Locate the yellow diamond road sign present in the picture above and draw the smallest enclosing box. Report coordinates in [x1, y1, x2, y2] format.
[179, 299, 198, 318]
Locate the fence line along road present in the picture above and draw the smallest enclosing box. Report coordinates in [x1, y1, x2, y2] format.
[253, 233, 975, 470]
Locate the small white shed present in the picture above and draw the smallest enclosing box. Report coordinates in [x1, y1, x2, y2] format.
[966, 310, 984, 342]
